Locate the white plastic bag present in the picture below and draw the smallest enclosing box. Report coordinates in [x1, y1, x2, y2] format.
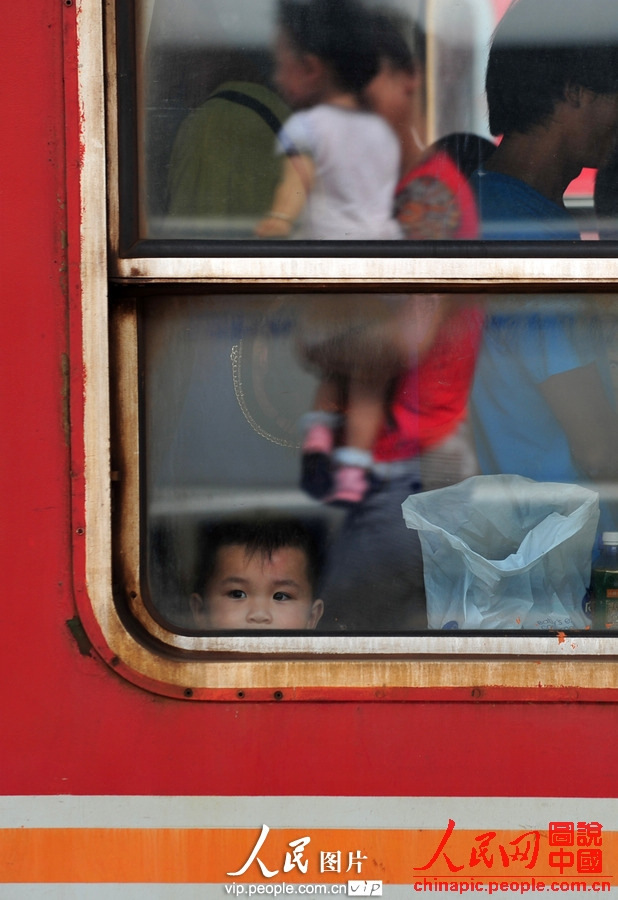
[401, 475, 599, 630]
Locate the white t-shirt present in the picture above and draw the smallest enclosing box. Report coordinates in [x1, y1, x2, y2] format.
[277, 104, 402, 240]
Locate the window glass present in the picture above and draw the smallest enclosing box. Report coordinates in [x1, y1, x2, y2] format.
[119, 0, 618, 253]
[133, 0, 490, 242]
[140, 291, 618, 635]
[121, 0, 618, 248]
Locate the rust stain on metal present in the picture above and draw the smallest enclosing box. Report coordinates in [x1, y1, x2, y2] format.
[60, 353, 70, 446]
[66, 616, 93, 657]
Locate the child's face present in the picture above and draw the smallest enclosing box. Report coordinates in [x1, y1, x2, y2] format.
[191, 544, 324, 630]
[365, 59, 417, 134]
[274, 30, 323, 108]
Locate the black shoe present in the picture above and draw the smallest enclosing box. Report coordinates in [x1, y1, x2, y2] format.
[300, 452, 333, 500]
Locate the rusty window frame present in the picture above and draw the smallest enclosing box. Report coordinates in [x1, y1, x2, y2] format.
[70, 0, 618, 699]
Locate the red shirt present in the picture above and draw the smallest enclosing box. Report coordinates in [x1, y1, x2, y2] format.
[373, 151, 483, 462]
[395, 149, 479, 240]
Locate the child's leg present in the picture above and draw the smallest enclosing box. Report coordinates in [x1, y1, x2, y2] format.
[300, 299, 422, 504]
[345, 376, 391, 452]
[299, 377, 344, 500]
[329, 374, 391, 505]
[323, 318, 410, 505]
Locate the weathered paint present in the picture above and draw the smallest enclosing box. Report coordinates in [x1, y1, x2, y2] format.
[110, 254, 618, 287]
[2, 7, 618, 895]
[0, 797, 616, 895]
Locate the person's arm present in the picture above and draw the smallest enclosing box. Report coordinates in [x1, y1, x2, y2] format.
[539, 362, 618, 480]
[255, 154, 315, 237]
[385, 294, 459, 367]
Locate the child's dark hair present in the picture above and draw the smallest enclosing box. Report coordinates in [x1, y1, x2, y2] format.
[278, 0, 379, 93]
[195, 517, 322, 597]
[432, 133, 496, 180]
[370, 8, 425, 75]
[486, 0, 618, 137]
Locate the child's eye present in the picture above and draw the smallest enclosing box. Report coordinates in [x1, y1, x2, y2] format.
[227, 590, 247, 599]
[273, 592, 293, 601]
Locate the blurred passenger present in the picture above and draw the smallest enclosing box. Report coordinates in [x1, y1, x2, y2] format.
[595, 142, 618, 239]
[190, 519, 324, 630]
[365, 10, 487, 490]
[470, 0, 618, 532]
[255, 0, 401, 241]
[366, 12, 494, 241]
[256, 0, 407, 507]
[167, 64, 289, 233]
[594, 156, 618, 411]
[470, 0, 618, 239]
[317, 10, 485, 631]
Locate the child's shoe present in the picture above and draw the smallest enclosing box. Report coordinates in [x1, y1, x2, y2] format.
[299, 413, 338, 499]
[301, 450, 334, 499]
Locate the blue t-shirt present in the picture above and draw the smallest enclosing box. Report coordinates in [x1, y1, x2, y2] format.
[471, 302, 596, 483]
[470, 169, 580, 240]
[470, 170, 617, 531]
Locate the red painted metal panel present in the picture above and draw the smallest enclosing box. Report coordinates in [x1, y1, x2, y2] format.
[0, 0, 617, 813]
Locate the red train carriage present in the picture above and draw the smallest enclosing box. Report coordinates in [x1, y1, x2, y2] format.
[3, 0, 618, 895]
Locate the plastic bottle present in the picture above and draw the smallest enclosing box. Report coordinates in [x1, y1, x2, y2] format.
[591, 532, 618, 630]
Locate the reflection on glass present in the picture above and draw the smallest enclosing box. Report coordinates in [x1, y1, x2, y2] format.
[130, 0, 618, 243]
[142, 293, 618, 633]
[596, 144, 618, 239]
[471, 0, 618, 240]
[188, 519, 324, 631]
[135, 0, 493, 240]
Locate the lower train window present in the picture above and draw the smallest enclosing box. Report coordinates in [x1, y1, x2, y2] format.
[110, 291, 618, 645]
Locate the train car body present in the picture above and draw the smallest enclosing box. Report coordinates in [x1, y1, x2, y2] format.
[2, 1, 618, 896]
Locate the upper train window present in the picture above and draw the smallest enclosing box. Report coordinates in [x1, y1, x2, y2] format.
[113, 0, 618, 258]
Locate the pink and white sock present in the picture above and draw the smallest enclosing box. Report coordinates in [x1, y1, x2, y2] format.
[327, 447, 373, 504]
[328, 465, 370, 504]
[298, 412, 340, 454]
